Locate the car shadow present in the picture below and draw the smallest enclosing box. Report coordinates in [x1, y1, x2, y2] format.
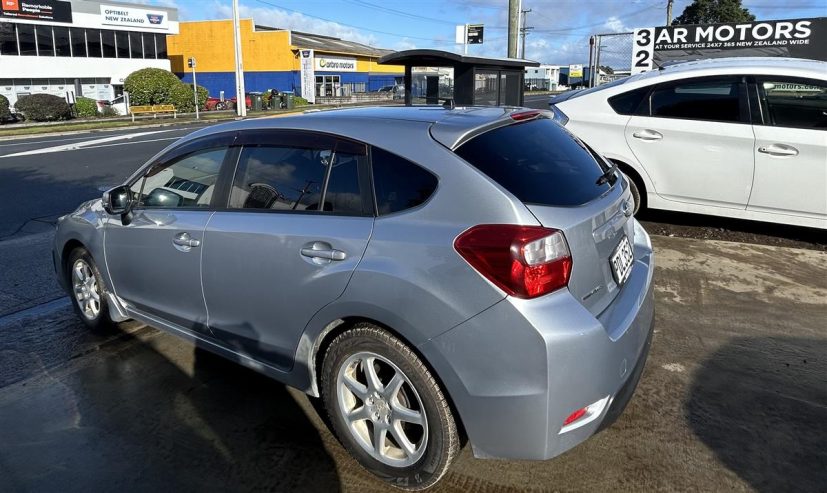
[0, 319, 342, 492]
[686, 336, 827, 492]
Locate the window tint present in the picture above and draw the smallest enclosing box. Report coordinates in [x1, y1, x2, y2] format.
[128, 32, 142, 58]
[70, 28, 86, 57]
[761, 79, 827, 130]
[608, 86, 649, 115]
[0, 23, 18, 56]
[35, 25, 53, 56]
[371, 147, 438, 215]
[454, 118, 610, 207]
[651, 78, 742, 122]
[137, 148, 227, 208]
[115, 31, 128, 58]
[230, 146, 327, 211]
[323, 151, 369, 214]
[142, 32, 156, 59]
[155, 33, 167, 59]
[17, 24, 36, 56]
[101, 30, 115, 57]
[53, 27, 71, 57]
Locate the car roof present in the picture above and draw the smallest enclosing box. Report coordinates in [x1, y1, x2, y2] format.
[183, 105, 535, 149]
[633, 57, 825, 81]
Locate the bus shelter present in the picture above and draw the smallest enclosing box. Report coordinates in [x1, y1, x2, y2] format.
[378, 49, 540, 106]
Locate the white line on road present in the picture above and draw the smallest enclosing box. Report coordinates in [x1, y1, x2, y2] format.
[0, 130, 178, 158]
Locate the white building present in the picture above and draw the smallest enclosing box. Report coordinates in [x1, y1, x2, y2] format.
[524, 65, 561, 91]
[0, 0, 179, 105]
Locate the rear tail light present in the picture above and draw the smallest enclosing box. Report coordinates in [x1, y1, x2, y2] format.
[510, 109, 543, 121]
[564, 407, 588, 426]
[454, 225, 572, 299]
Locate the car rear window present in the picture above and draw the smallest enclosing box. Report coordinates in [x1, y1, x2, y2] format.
[454, 118, 611, 206]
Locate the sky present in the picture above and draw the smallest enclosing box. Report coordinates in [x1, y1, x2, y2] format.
[142, 0, 827, 65]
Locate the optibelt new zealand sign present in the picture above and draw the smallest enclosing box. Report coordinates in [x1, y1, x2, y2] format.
[0, 0, 72, 23]
[632, 17, 827, 74]
[315, 56, 357, 72]
[100, 5, 169, 30]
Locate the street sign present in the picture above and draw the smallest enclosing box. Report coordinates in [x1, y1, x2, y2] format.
[467, 24, 484, 44]
[569, 64, 583, 78]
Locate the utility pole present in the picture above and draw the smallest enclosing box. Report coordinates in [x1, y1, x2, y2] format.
[232, 0, 246, 117]
[666, 0, 674, 26]
[507, 0, 520, 58]
[519, 8, 533, 59]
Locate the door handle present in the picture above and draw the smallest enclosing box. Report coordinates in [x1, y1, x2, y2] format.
[301, 242, 347, 261]
[758, 144, 799, 157]
[173, 232, 201, 250]
[632, 129, 663, 141]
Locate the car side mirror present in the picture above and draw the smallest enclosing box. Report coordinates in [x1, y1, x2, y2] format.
[102, 185, 134, 216]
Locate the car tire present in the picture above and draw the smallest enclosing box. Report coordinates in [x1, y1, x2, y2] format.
[624, 173, 645, 216]
[321, 323, 459, 490]
[215, 102, 228, 111]
[66, 247, 114, 332]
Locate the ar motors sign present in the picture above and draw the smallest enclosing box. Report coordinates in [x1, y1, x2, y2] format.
[0, 0, 72, 23]
[100, 5, 169, 30]
[632, 17, 827, 74]
[315, 56, 357, 72]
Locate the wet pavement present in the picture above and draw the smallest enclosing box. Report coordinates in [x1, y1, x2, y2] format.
[1, 234, 825, 492]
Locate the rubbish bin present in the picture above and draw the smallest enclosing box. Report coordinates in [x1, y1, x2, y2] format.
[285, 92, 295, 110]
[252, 94, 262, 111]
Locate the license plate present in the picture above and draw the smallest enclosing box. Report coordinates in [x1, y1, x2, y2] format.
[610, 236, 634, 286]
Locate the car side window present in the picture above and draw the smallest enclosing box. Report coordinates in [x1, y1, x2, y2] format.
[135, 147, 227, 208]
[759, 78, 827, 130]
[608, 86, 650, 116]
[650, 78, 743, 123]
[371, 147, 438, 215]
[229, 142, 369, 214]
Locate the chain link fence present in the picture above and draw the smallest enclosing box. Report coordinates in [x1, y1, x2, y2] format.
[589, 32, 634, 87]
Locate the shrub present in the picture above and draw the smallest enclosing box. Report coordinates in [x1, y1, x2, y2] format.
[293, 95, 308, 106]
[169, 83, 208, 113]
[124, 68, 181, 105]
[0, 94, 10, 120]
[100, 106, 119, 117]
[74, 97, 98, 118]
[14, 93, 73, 121]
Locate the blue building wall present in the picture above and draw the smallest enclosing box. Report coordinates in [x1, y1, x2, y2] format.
[177, 71, 401, 98]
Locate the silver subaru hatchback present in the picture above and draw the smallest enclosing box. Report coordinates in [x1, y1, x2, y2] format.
[54, 106, 654, 490]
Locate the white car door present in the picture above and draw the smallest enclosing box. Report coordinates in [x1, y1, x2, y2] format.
[748, 77, 827, 223]
[624, 76, 755, 209]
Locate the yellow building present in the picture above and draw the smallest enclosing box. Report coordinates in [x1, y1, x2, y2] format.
[167, 19, 403, 99]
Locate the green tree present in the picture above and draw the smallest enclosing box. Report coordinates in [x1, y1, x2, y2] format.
[74, 97, 99, 118]
[0, 94, 10, 121]
[123, 68, 181, 105]
[168, 83, 209, 113]
[673, 0, 756, 25]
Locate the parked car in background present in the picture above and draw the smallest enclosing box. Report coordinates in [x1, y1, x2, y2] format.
[549, 57, 827, 229]
[205, 94, 252, 111]
[378, 84, 405, 100]
[97, 96, 127, 115]
[53, 106, 654, 490]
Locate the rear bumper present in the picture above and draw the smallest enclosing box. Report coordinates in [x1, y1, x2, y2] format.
[418, 219, 655, 460]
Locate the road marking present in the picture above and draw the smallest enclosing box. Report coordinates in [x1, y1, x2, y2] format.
[0, 130, 176, 158]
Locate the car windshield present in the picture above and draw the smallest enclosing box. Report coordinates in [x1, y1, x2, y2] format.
[454, 118, 612, 207]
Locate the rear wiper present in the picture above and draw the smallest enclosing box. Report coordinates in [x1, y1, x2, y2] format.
[595, 162, 619, 186]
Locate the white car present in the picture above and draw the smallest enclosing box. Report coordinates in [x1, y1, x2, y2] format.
[549, 57, 826, 229]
